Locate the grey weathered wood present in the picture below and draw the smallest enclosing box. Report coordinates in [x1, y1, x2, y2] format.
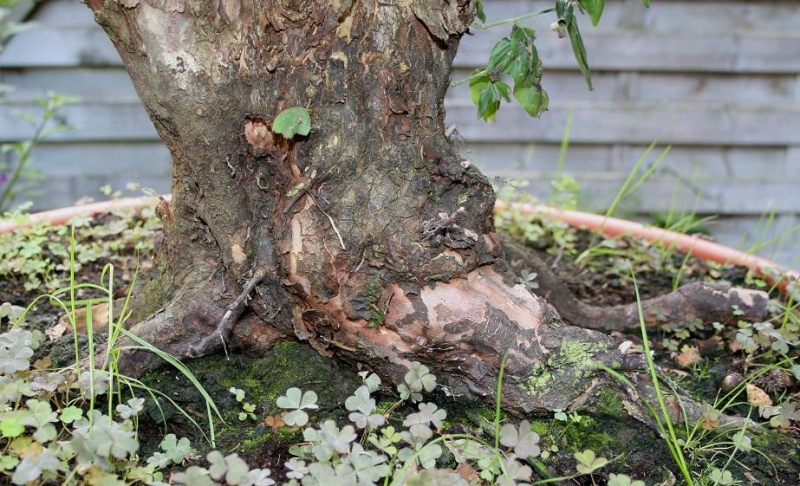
[616, 145, 793, 178]
[446, 102, 800, 146]
[0, 69, 140, 102]
[455, 31, 800, 73]
[466, 143, 792, 179]
[705, 215, 800, 269]
[0, 103, 158, 142]
[0, 27, 120, 67]
[462, 142, 615, 173]
[480, 0, 800, 32]
[496, 175, 800, 214]
[24, 0, 94, 26]
[31, 143, 171, 177]
[632, 73, 797, 105]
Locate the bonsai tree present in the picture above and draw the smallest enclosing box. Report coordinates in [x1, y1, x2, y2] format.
[85, 0, 765, 417]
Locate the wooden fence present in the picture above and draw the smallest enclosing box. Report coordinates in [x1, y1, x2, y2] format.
[1, 0, 798, 266]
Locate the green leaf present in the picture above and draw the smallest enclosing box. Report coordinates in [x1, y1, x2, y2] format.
[477, 83, 500, 121]
[579, 0, 604, 26]
[565, 5, 593, 90]
[272, 107, 311, 139]
[11, 449, 61, 485]
[223, 453, 250, 485]
[0, 416, 25, 438]
[207, 450, 227, 480]
[172, 467, 215, 486]
[555, 0, 569, 19]
[475, 0, 486, 23]
[284, 409, 310, 427]
[487, 38, 515, 73]
[641, 0, 650, 7]
[229, 387, 246, 402]
[276, 387, 303, 409]
[513, 84, 546, 117]
[299, 390, 318, 409]
[494, 80, 510, 101]
[574, 449, 608, 474]
[404, 362, 437, 394]
[0, 455, 20, 472]
[608, 473, 645, 486]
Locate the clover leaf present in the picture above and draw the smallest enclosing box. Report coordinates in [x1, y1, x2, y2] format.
[404, 362, 437, 394]
[276, 387, 318, 426]
[608, 473, 646, 486]
[403, 402, 446, 431]
[500, 420, 541, 459]
[574, 449, 608, 475]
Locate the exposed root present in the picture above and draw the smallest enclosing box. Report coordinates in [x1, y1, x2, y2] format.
[582, 281, 770, 331]
[115, 269, 228, 376]
[502, 237, 770, 332]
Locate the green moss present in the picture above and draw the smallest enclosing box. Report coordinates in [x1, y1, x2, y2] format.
[548, 339, 600, 371]
[137, 341, 360, 460]
[475, 407, 503, 423]
[526, 368, 553, 393]
[529, 420, 549, 437]
[526, 340, 602, 395]
[594, 387, 627, 419]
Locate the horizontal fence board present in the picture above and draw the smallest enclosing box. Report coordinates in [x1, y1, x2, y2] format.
[493, 175, 800, 214]
[0, 27, 120, 68]
[463, 143, 615, 173]
[465, 143, 794, 179]
[445, 102, 800, 146]
[28, 175, 170, 211]
[632, 73, 797, 105]
[29, 0, 95, 26]
[617, 145, 797, 179]
[0, 68, 141, 102]
[30, 143, 171, 177]
[708, 215, 800, 269]
[642, 2, 800, 33]
[480, 1, 800, 33]
[0, 103, 159, 142]
[454, 31, 800, 73]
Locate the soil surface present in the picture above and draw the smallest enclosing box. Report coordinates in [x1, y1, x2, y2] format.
[1, 206, 798, 484]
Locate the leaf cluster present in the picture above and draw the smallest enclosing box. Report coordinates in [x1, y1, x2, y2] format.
[469, 24, 548, 121]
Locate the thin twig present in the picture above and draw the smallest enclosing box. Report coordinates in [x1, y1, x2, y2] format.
[308, 193, 346, 250]
[189, 267, 267, 358]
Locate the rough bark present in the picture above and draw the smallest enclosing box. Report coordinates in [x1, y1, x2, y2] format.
[86, 0, 750, 420]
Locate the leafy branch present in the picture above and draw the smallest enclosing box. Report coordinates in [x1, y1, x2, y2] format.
[466, 0, 651, 121]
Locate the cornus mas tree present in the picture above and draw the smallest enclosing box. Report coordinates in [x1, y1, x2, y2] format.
[87, 0, 766, 417]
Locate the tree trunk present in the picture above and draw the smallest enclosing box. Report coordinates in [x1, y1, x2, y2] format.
[85, 0, 725, 418]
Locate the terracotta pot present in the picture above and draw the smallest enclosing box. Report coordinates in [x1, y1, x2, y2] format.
[2, 196, 796, 296]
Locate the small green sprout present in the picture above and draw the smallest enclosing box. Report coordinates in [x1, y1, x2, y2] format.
[271, 106, 311, 139]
